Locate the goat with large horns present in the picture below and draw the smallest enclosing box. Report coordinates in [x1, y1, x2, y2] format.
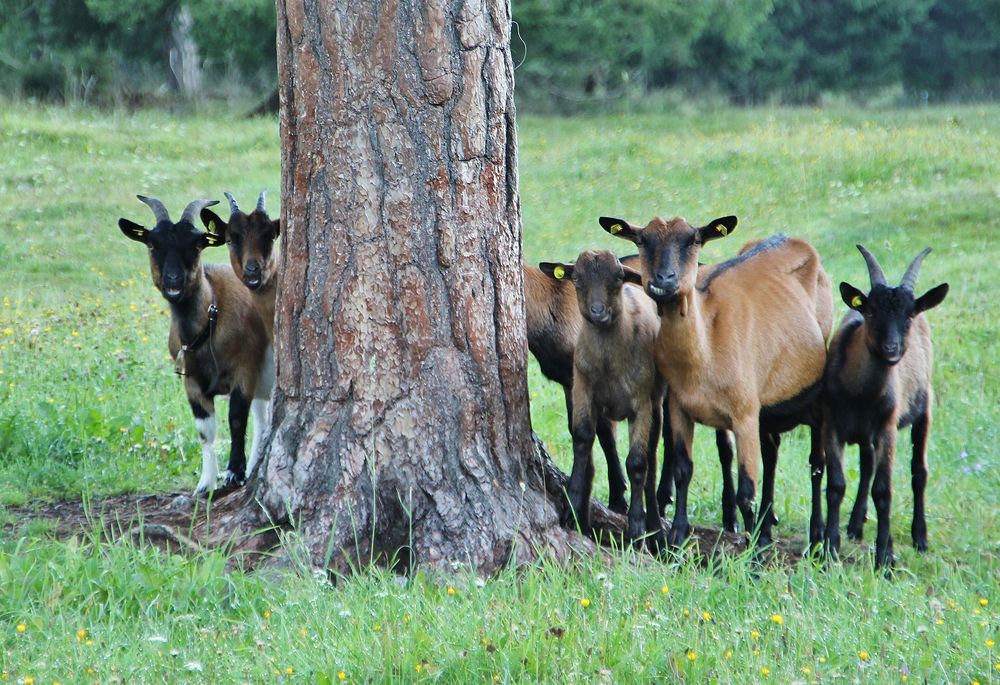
[118, 196, 273, 495]
[822, 244, 948, 569]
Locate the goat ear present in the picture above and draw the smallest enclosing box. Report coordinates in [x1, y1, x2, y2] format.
[599, 217, 641, 243]
[539, 262, 574, 281]
[200, 230, 226, 249]
[118, 218, 150, 244]
[272, 218, 281, 237]
[699, 216, 738, 243]
[914, 283, 948, 313]
[840, 282, 867, 311]
[622, 266, 643, 286]
[200, 208, 228, 241]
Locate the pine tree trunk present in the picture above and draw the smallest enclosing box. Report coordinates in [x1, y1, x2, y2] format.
[227, 0, 593, 575]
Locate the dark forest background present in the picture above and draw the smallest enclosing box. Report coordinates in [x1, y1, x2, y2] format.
[2, 0, 999, 110]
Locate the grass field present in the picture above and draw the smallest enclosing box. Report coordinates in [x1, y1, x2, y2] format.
[1, 102, 998, 683]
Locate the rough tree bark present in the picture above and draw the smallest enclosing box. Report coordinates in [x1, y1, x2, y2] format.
[226, 0, 593, 575]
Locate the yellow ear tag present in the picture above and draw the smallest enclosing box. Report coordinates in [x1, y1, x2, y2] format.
[851, 295, 863, 308]
[553, 265, 566, 279]
[717, 224, 728, 236]
[610, 223, 623, 234]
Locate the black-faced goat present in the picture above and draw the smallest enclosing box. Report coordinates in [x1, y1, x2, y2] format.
[118, 196, 272, 495]
[822, 245, 948, 569]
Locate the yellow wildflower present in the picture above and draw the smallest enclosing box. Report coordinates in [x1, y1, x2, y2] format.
[771, 613, 783, 625]
[285, 667, 294, 675]
[802, 666, 811, 674]
[981, 598, 989, 607]
[702, 611, 711, 621]
[77, 629, 87, 641]
[987, 639, 995, 648]
[263, 610, 271, 620]
[338, 673, 346, 681]
[819, 655, 827, 664]
[724, 650, 732, 659]
[661, 585, 670, 595]
[751, 630, 761, 639]
[447, 586, 456, 596]
[761, 667, 770, 676]
[859, 650, 870, 661]
[686, 650, 696, 662]
[580, 597, 590, 608]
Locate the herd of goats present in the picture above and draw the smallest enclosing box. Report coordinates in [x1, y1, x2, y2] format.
[117, 195, 948, 570]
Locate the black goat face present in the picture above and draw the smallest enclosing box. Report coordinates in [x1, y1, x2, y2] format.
[118, 197, 223, 304]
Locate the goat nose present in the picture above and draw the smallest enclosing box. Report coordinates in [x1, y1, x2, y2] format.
[883, 342, 900, 356]
[589, 303, 607, 318]
[653, 271, 677, 289]
[244, 260, 261, 276]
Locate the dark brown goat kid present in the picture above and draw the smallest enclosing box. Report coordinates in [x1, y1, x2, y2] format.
[822, 245, 948, 569]
[201, 191, 280, 342]
[118, 196, 272, 495]
[602, 214, 833, 549]
[525, 259, 739, 526]
[539, 251, 666, 550]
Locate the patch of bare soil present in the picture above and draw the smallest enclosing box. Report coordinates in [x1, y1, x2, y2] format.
[4, 488, 812, 570]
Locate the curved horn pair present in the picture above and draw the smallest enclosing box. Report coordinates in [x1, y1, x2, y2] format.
[857, 244, 932, 291]
[222, 191, 268, 216]
[137, 196, 218, 226]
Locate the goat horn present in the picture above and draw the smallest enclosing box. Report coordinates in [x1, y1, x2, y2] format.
[179, 199, 220, 226]
[256, 190, 267, 213]
[856, 244, 887, 287]
[900, 247, 932, 292]
[224, 191, 240, 215]
[137, 195, 171, 224]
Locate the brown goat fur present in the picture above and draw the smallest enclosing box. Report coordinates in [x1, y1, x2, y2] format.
[539, 250, 666, 550]
[201, 192, 280, 342]
[119, 196, 272, 496]
[822, 245, 948, 569]
[602, 214, 832, 548]
[525, 259, 740, 527]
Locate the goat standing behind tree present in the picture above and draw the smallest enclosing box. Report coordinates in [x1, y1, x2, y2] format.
[539, 251, 666, 551]
[822, 245, 948, 569]
[201, 191, 281, 342]
[118, 196, 272, 495]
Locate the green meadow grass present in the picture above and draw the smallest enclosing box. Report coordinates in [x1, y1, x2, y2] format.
[1, 103, 998, 682]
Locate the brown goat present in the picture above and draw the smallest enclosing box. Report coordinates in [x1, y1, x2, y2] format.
[201, 191, 280, 342]
[539, 251, 666, 550]
[118, 196, 272, 495]
[602, 215, 833, 549]
[524, 263, 629, 513]
[823, 245, 948, 569]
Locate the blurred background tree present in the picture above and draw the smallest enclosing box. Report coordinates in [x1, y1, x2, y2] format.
[0, 0, 996, 109]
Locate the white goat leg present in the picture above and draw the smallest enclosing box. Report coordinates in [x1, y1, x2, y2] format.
[246, 398, 270, 477]
[193, 415, 219, 496]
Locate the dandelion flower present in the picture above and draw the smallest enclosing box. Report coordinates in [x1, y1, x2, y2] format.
[338, 673, 346, 681]
[702, 611, 711, 621]
[263, 610, 272, 620]
[819, 655, 827, 664]
[299, 628, 307, 637]
[901, 675, 908, 682]
[285, 667, 294, 675]
[724, 650, 732, 659]
[987, 640, 995, 648]
[24, 678, 34, 685]
[415, 663, 423, 672]
[661, 585, 670, 595]
[686, 650, 696, 662]
[859, 650, 870, 661]
[77, 629, 87, 641]
[447, 586, 456, 596]
[683, 609, 690, 617]
[16, 624, 26, 633]
[981, 598, 989, 607]
[802, 666, 811, 674]
[751, 630, 761, 639]
[580, 597, 590, 608]
[761, 667, 770, 676]
[85, 639, 93, 646]
[771, 613, 783, 625]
